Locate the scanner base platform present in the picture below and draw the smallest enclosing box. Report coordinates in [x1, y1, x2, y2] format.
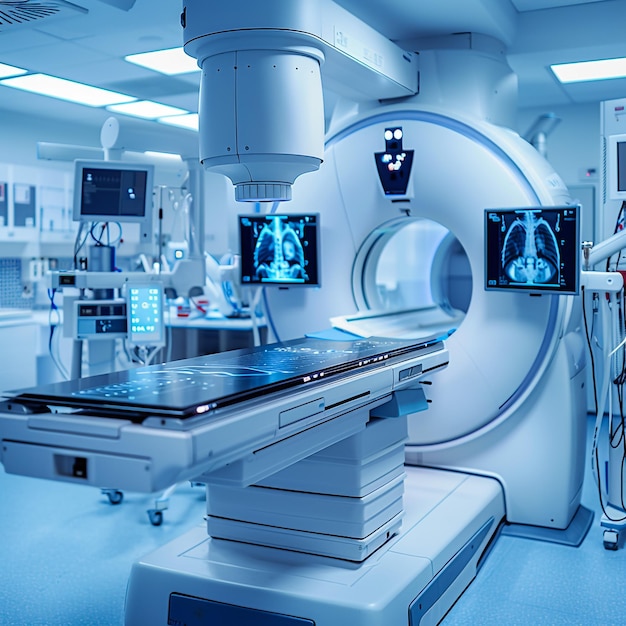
[125, 467, 504, 626]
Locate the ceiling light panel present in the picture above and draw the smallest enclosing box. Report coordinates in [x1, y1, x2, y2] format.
[125, 47, 199, 75]
[107, 100, 189, 119]
[0, 63, 27, 79]
[0, 73, 136, 106]
[551, 57, 626, 83]
[158, 113, 199, 131]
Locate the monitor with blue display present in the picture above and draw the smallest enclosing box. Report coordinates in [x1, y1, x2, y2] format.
[239, 214, 320, 286]
[126, 283, 165, 348]
[485, 205, 580, 295]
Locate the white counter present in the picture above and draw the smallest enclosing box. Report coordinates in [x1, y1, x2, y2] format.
[0, 309, 38, 392]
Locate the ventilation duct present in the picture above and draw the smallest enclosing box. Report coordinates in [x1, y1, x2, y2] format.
[96, 0, 135, 9]
[0, 0, 87, 29]
[0, 0, 136, 31]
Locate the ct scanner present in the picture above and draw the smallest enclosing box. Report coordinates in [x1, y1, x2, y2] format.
[0, 105, 591, 624]
[108, 103, 591, 625]
[264, 104, 588, 530]
[120, 105, 590, 624]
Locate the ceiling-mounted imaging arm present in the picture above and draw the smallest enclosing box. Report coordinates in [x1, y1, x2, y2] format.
[182, 0, 418, 203]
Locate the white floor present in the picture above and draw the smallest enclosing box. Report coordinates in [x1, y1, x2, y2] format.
[1, 415, 625, 625]
[0, 477, 206, 625]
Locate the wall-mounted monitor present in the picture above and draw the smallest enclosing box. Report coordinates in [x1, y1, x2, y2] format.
[73, 159, 154, 242]
[239, 214, 320, 286]
[607, 134, 626, 201]
[485, 205, 580, 295]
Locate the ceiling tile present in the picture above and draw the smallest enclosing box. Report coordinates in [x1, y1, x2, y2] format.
[105, 75, 199, 100]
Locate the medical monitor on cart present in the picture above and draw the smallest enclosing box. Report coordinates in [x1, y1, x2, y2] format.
[485, 205, 580, 295]
[239, 213, 320, 287]
[73, 159, 154, 242]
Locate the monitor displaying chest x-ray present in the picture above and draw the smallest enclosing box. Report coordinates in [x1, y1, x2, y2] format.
[484, 205, 580, 295]
[239, 213, 320, 286]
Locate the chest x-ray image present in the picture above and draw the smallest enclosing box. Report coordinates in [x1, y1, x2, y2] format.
[485, 206, 579, 295]
[502, 211, 560, 284]
[239, 214, 320, 286]
[255, 219, 307, 281]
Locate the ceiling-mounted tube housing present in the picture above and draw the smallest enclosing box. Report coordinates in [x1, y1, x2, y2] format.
[183, 0, 325, 202]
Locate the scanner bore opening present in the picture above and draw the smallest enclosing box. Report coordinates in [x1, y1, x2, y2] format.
[353, 217, 472, 332]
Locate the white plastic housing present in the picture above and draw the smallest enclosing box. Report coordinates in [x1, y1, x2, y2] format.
[198, 48, 324, 202]
[183, 0, 325, 202]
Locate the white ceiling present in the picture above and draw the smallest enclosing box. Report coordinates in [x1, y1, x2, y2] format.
[0, 0, 625, 146]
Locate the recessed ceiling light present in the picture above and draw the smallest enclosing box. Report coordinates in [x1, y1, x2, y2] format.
[144, 151, 183, 161]
[125, 47, 199, 75]
[0, 63, 27, 79]
[0, 73, 135, 106]
[107, 100, 189, 119]
[158, 113, 199, 131]
[551, 57, 626, 83]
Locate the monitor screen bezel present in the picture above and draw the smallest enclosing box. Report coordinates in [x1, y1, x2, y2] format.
[72, 159, 155, 242]
[484, 205, 581, 296]
[607, 134, 626, 201]
[238, 213, 321, 287]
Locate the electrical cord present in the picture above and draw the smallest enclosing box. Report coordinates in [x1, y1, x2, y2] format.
[73, 221, 90, 269]
[605, 201, 626, 272]
[259, 201, 283, 343]
[262, 288, 281, 343]
[582, 286, 599, 415]
[89, 221, 122, 248]
[584, 205, 626, 522]
[125, 344, 163, 367]
[588, 287, 626, 523]
[47, 288, 69, 380]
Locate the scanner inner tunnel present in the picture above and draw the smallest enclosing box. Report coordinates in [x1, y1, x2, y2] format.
[355, 217, 472, 335]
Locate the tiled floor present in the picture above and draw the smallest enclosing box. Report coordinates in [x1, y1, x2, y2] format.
[443, 510, 626, 625]
[1, 415, 625, 626]
[0, 477, 206, 625]
[443, 416, 626, 625]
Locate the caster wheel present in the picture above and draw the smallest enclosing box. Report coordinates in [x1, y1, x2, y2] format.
[148, 509, 163, 526]
[107, 490, 124, 505]
[603, 529, 619, 550]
